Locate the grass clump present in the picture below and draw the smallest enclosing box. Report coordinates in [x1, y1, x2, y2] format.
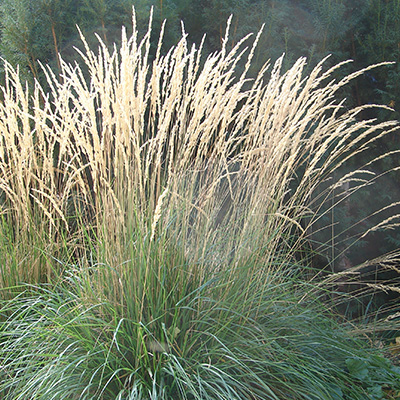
[1, 9, 400, 400]
[2, 261, 400, 399]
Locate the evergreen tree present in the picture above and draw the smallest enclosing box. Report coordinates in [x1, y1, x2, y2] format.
[0, 0, 48, 83]
[39, 0, 79, 74]
[355, 0, 400, 120]
[0, 0, 80, 85]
